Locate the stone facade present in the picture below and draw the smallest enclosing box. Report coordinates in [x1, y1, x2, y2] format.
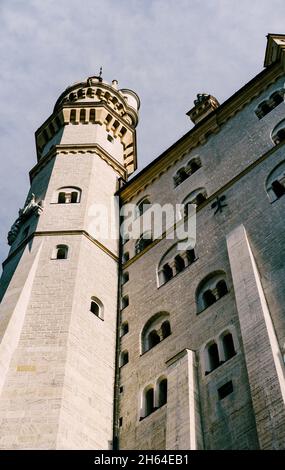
[0, 34, 285, 449]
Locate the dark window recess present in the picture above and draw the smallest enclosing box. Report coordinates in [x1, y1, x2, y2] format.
[196, 193, 206, 206]
[203, 289, 216, 308]
[58, 192, 66, 204]
[90, 301, 100, 317]
[71, 191, 78, 203]
[121, 322, 129, 336]
[216, 280, 228, 298]
[272, 180, 285, 199]
[186, 249, 196, 264]
[174, 255, 185, 273]
[119, 386, 124, 393]
[120, 351, 129, 367]
[218, 381, 233, 400]
[145, 388, 154, 416]
[222, 333, 236, 361]
[121, 296, 129, 309]
[122, 272, 129, 284]
[148, 330, 160, 349]
[161, 321, 171, 339]
[57, 247, 67, 259]
[158, 379, 167, 407]
[163, 264, 173, 282]
[208, 343, 220, 372]
[119, 417, 123, 427]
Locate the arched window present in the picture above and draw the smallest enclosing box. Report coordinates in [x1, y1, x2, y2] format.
[271, 91, 283, 106]
[70, 109, 76, 123]
[158, 242, 196, 287]
[137, 197, 151, 217]
[56, 245, 68, 260]
[174, 255, 185, 273]
[56, 187, 81, 204]
[87, 87, 93, 98]
[161, 321, 171, 339]
[162, 264, 173, 283]
[272, 119, 285, 145]
[256, 101, 271, 118]
[80, 109, 86, 123]
[147, 330, 160, 349]
[272, 180, 285, 198]
[187, 157, 201, 175]
[203, 290, 216, 308]
[216, 279, 228, 299]
[141, 312, 171, 354]
[78, 89, 84, 99]
[71, 191, 78, 203]
[121, 295, 129, 309]
[207, 342, 220, 373]
[69, 92, 76, 102]
[144, 387, 154, 417]
[90, 297, 104, 320]
[222, 333, 236, 361]
[182, 188, 207, 211]
[174, 167, 188, 186]
[173, 157, 201, 187]
[90, 300, 99, 316]
[58, 192, 66, 204]
[122, 272, 129, 285]
[255, 90, 284, 119]
[121, 321, 129, 336]
[157, 378, 167, 407]
[89, 109, 96, 123]
[266, 161, 285, 202]
[186, 249, 196, 264]
[196, 192, 207, 206]
[135, 232, 153, 255]
[120, 350, 129, 367]
[196, 271, 228, 313]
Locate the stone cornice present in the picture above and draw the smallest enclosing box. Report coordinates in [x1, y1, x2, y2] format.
[2, 229, 118, 268]
[35, 100, 136, 140]
[29, 143, 127, 182]
[119, 62, 283, 203]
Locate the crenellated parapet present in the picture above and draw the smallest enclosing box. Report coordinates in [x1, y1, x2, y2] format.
[35, 75, 140, 176]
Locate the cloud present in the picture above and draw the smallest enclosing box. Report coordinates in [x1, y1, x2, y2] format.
[1, 0, 285, 265]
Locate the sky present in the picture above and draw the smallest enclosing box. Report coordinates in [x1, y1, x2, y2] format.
[1, 0, 285, 267]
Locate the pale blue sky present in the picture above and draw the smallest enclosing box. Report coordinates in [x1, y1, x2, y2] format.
[1, 0, 285, 266]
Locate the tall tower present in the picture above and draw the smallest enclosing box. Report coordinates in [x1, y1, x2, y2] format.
[0, 75, 139, 449]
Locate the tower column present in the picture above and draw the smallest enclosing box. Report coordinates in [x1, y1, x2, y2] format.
[226, 224, 285, 449]
[165, 349, 203, 450]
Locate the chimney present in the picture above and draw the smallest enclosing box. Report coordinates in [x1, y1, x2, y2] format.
[187, 93, 220, 125]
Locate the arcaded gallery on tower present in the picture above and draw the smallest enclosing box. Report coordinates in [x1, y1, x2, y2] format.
[0, 34, 284, 450]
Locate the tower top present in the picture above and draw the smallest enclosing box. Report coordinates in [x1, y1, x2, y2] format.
[54, 75, 140, 117]
[35, 75, 140, 176]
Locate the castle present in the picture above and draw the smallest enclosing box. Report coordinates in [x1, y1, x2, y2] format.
[0, 33, 285, 450]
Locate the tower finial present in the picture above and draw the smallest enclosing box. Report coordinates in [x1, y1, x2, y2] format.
[99, 66, 102, 78]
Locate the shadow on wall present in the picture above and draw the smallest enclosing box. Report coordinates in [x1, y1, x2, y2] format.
[0, 157, 56, 302]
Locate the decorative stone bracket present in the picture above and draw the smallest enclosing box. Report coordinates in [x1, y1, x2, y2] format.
[7, 194, 43, 245]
